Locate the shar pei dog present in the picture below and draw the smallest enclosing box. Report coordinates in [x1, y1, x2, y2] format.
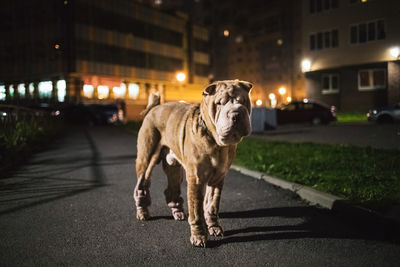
[133, 80, 252, 247]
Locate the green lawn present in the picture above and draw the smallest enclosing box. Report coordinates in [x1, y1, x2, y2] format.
[0, 117, 65, 172]
[235, 138, 400, 208]
[336, 112, 368, 123]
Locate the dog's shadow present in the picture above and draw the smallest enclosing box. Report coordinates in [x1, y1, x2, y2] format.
[206, 206, 396, 248]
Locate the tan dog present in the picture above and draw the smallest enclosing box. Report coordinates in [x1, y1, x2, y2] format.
[133, 80, 252, 247]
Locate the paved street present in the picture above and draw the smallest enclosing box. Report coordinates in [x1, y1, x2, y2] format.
[1, 126, 399, 266]
[255, 122, 400, 150]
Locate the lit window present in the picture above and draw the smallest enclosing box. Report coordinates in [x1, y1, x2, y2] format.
[39, 81, 52, 98]
[9, 85, 14, 97]
[57, 80, 66, 102]
[358, 69, 386, 90]
[18, 84, 25, 98]
[97, 85, 109, 99]
[29, 83, 35, 95]
[0, 85, 5, 101]
[322, 74, 340, 94]
[128, 83, 140, 99]
[113, 83, 126, 98]
[83, 84, 94, 98]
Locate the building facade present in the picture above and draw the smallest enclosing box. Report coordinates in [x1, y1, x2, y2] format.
[0, 0, 210, 120]
[203, 0, 305, 108]
[302, 0, 400, 112]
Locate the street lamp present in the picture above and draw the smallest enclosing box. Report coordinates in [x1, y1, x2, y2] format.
[279, 87, 286, 95]
[176, 72, 186, 82]
[389, 47, 400, 59]
[301, 59, 311, 73]
[256, 99, 262, 106]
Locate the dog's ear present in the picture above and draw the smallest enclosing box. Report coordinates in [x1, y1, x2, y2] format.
[202, 83, 217, 96]
[239, 81, 253, 92]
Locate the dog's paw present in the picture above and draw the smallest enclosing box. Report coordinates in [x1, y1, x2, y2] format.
[208, 225, 224, 237]
[136, 208, 150, 221]
[172, 211, 186, 221]
[190, 234, 207, 248]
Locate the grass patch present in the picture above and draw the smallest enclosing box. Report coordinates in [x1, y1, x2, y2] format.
[0, 117, 66, 173]
[235, 138, 400, 207]
[336, 112, 367, 123]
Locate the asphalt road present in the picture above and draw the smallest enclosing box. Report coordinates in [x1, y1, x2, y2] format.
[1, 126, 399, 266]
[255, 122, 400, 150]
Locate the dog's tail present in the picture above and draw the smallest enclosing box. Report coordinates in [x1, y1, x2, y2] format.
[140, 92, 161, 117]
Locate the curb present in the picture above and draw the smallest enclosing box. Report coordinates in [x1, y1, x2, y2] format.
[230, 165, 400, 241]
[230, 165, 341, 209]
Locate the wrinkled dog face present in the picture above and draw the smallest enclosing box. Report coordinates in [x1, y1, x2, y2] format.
[202, 80, 252, 146]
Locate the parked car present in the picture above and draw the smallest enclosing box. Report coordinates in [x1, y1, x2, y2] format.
[367, 102, 400, 123]
[276, 100, 337, 125]
[61, 104, 123, 125]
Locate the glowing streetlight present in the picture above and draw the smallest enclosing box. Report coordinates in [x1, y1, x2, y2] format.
[256, 99, 262, 106]
[389, 47, 400, 59]
[279, 87, 286, 95]
[223, 30, 230, 37]
[268, 93, 276, 100]
[301, 59, 311, 73]
[176, 72, 186, 82]
[286, 96, 292, 102]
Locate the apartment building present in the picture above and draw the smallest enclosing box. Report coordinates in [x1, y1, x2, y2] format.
[0, 0, 210, 120]
[302, 0, 400, 111]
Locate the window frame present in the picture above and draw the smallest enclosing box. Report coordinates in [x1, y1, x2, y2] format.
[349, 19, 385, 45]
[309, 29, 339, 51]
[321, 73, 340, 94]
[358, 68, 387, 91]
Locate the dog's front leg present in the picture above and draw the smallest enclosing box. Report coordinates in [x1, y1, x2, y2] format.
[187, 181, 207, 247]
[204, 180, 224, 237]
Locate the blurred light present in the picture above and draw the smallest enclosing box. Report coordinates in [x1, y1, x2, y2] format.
[9, 85, 14, 97]
[277, 39, 283, 45]
[64, 0, 68, 4]
[2, 112, 6, 117]
[361, 0, 367, 2]
[256, 99, 262, 106]
[279, 87, 286, 95]
[0, 85, 5, 101]
[176, 72, 186, 82]
[301, 59, 311, 72]
[18, 84, 25, 98]
[389, 47, 400, 58]
[235, 35, 243, 43]
[128, 83, 139, 99]
[113, 83, 126, 98]
[97, 85, 109, 99]
[155, 0, 162, 5]
[179, 100, 185, 103]
[83, 84, 94, 98]
[29, 83, 34, 95]
[38, 81, 52, 98]
[271, 99, 277, 108]
[55, 44, 60, 49]
[303, 98, 309, 103]
[268, 93, 276, 100]
[57, 80, 66, 102]
[286, 96, 292, 102]
[223, 30, 230, 37]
